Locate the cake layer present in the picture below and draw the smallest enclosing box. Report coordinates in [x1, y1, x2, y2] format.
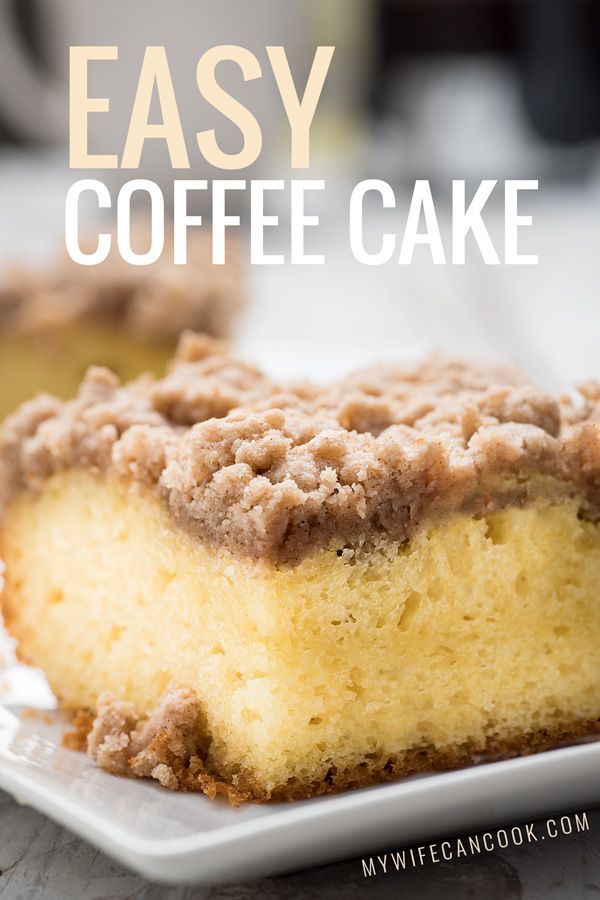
[2, 470, 599, 800]
[0, 234, 244, 417]
[0, 324, 171, 419]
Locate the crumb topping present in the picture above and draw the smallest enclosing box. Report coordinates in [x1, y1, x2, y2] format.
[1, 334, 600, 562]
[85, 689, 245, 805]
[0, 232, 244, 341]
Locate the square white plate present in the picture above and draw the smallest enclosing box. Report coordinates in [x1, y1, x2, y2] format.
[0, 655, 599, 885]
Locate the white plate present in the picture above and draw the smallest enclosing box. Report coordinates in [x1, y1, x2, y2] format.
[0, 656, 599, 886]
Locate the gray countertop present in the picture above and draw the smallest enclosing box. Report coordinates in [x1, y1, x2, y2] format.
[0, 790, 598, 899]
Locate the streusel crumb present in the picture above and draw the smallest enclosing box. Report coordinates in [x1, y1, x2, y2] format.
[1, 335, 599, 562]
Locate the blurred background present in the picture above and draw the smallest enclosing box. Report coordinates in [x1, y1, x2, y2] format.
[0, 0, 599, 396]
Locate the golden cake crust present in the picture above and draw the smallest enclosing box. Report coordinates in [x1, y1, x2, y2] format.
[67, 689, 600, 804]
[1, 335, 600, 562]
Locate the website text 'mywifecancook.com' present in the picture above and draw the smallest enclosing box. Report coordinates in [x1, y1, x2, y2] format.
[361, 811, 590, 877]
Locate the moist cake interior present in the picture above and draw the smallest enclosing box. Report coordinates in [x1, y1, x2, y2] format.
[0, 338, 599, 800]
[2, 470, 599, 800]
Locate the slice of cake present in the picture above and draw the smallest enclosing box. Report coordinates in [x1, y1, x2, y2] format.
[0, 231, 244, 419]
[0, 336, 599, 802]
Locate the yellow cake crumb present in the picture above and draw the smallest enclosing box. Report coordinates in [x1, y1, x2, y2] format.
[2, 470, 599, 799]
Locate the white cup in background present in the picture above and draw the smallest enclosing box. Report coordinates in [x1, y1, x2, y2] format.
[0, 0, 307, 188]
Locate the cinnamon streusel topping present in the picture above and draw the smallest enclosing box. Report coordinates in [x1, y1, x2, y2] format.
[1, 334, 600, 563]
[0, 232, 244, 342]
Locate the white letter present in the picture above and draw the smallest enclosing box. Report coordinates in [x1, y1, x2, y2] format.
[452, 180, 499, 264]
[291, 180, 324, 264]
[212, 180, 245, 264]
[173, 180, 208, 264]
[362, 858, 376, 878]
[117, 180, 164, 265]
[399, 181, 445, 264]
[267, 46, 335, 169]
[349, 179, 395, 265]
[250, 180, 284, 265]
[65, 179, 111, 265]
[505, 180, 538, 264]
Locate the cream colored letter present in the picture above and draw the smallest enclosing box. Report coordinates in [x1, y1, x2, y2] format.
[122, 47, 189, 169]
[70, 46, 118, 168]
[267, 46, 334, 168]
[196, 46, 262, 170]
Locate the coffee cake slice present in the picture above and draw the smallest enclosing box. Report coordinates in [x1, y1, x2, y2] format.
[0, 231, 244, 418]
[0, 336, 599, 802]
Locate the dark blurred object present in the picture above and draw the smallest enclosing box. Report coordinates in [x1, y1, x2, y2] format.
[371, 0, 600, 145]
[0, 0, 34, 143]
[0, 0, 54, 145]
[522, 0, 600, 143]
